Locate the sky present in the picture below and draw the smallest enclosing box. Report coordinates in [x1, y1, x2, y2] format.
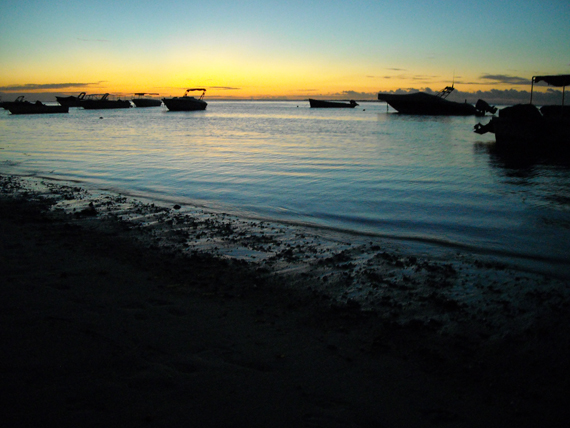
[1, 0, 569, 102]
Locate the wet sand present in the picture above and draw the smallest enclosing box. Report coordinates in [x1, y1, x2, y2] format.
[1, 174, 569, 427]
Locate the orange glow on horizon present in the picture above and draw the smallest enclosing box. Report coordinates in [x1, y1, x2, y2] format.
[0, 68, 561, 102]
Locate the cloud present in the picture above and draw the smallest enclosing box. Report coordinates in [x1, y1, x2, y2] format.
[0, 82, 102, 91]
[208, 86, 241, 90]
[386, 68, 406, 71]
[339, 90, 378, 98]
[411, 75, 438, 82]
[383, 73, 442, 84]
[479, 74, 531, 85]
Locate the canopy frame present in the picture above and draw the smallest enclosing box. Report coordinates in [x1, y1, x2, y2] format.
[530, 75, 570, 105]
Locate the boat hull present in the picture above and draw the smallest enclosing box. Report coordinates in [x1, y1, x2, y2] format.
[162, 97, 207, 111]
[475, 104, 570, 148]
[2, 102, 22, 110]
[2, 100, 26, 110]
[378, 92, 478, 115]
[9, 104, 69, 114]
[309, 99, 358, 108]
[493, 117, 570, 146]
[132, 98, 162, 107]
[56, 93, 86, 107]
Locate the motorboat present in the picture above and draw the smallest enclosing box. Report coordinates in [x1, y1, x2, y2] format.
[162, 88, 207, 111]
[474, 74, 570, 147]
[56, 92, 86, 107]
[8, 100, 68, 115]
[378, 85, 496, 116]
[309, 99, 358, 108]
[80, 93, 132, 109]
[132, 93, 162, 107]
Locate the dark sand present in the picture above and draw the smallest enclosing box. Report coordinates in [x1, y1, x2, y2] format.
[1, 174, 569, 427]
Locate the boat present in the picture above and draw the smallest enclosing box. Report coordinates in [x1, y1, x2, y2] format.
[162, 88, 207, 111]
[309, 99, 358, 108]
[474, 74, 570, 147]
[378, 85, 496, 116]
[56, 92, 86, 107]
[80, 93, 132, 109]
[2, 96, 27, 110]
[132, 93, 162, 107]
[8, 100, 68, 115]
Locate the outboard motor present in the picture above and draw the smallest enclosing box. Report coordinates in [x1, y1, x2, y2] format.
[474, 121, 495, 135]
[475, 99, 497, 115]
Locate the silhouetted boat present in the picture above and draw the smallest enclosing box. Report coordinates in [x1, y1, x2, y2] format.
[132, 93, 162, 107]
[378, 85, 496, 116]
[8, 101, 68, 115]
[2, 96, 27, 110]
[474, 74, 570, 147]
[309, 99, 358, 108]
[56, 92, 86, 107]
[162, 89, 207, 111]
[80, 93, 132, 109]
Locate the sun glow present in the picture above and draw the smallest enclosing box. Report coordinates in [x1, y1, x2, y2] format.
[1, 1, 568, 102]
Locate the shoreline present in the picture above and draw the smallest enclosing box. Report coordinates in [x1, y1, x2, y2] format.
[1, 173, 569, 427]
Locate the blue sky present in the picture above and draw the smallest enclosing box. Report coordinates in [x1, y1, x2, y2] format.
[1, 0, 569, 100]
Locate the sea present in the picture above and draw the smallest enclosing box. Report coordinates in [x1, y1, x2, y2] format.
[1, 101, 569, 279]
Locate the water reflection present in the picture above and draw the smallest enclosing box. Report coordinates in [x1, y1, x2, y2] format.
[476, 140, 570, 168]
[474, 141, 570, 211]
[475, 141, 570, 170]
[474, 142, 539, 181]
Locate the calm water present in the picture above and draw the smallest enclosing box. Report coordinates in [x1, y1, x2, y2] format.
[1, 101, 569, 277]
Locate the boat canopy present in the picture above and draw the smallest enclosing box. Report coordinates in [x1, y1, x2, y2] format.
[530, 74, 570, 105]
[533, 75, 570, 87]
[185, 88, 206, 100]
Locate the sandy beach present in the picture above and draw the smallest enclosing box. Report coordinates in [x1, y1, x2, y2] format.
[1, 173, 569, 427]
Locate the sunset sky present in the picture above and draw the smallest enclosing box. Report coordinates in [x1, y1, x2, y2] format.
[1, 0, 569, 101]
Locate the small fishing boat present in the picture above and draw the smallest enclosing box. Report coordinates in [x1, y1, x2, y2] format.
[162, 88, 207, 111]
[56, 92, 86, 107]
[474, 74, 570, 147]
[132, 93, 162, 107]
[309, 99, 359, 108]
[8, 100, 69, 115]
[80, 93, 132, 109]
[378, 85, 496, 116]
